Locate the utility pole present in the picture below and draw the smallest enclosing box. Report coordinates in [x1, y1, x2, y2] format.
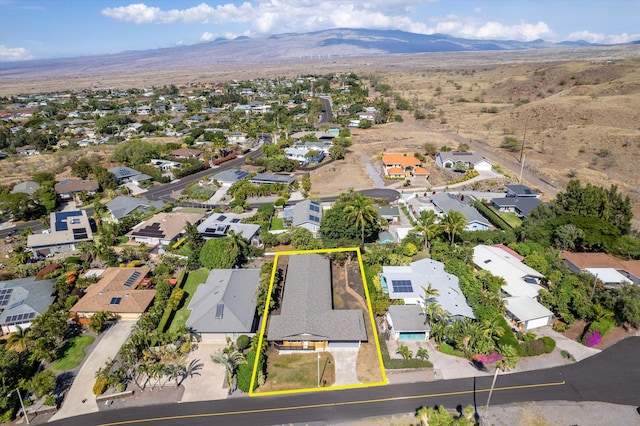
[590, 273, 599, 301]
[317, 352, 321, 387]
[518, 114, 528, 183]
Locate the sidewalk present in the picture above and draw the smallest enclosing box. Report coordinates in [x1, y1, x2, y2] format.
[50, 320, 136, 422]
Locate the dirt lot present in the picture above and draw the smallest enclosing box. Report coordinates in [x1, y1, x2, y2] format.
[562, 319, 637, 350]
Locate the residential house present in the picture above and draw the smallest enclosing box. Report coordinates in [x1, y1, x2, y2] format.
[185, 268, 261, 343]
[291, 131, 336, 142]
[382, 153, 429, 178]
[54, 179, 99, 200]
[473, 245, 552, 331]
[228, 132, 247, 145]
[435, 151, 493, 171]
[16, 145, 39, 156]
[283, 200, 323, 235]
[11, 181, 40, 195]
[105, 196, 165, 223]
[197, 213, 261, 246]
[267, 254, 367, 350]
[562, 251, 640, 286]
[376, 206, 400, 223]
[379, 258, 475, 320]
[108, 166, 152, 184]
[27, 210, 93, 257]
[293, 141, 333, 155]
[70, 267, 155, 320]
[186, 115, 205, 125]
[170, 148, 203, 160]
[429, 192, 491, 231]
[150, 159, 181, 172]
[492, 196, 542, 218]
[386, 304, 430, 341]
[250, 173, 296, 186]
[256, 133, 273, 145]
[127, 212, 204, 246]
[210, 169, 250, 186]
[285, 147, 324, 165]
[0, 277, 55, 335]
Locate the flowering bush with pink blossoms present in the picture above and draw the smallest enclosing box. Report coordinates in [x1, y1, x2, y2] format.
[584, 330, 602, 347]
[473, 351, 503, 363]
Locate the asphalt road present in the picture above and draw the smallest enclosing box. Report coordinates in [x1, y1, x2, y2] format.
[319, 96, 333, 123]
[53, 337, 640, 426]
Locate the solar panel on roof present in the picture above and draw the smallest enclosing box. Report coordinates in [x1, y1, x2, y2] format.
[231, 218, 240, 223]
[0, 288, 13, 306]
[309, 215, 320, 222]
[310, 203, 320, 212]
[123, 271, 141, 287]
[110, 297, 122, 305]
[391, 280, 413, 293]
[217, 215, 227, 222]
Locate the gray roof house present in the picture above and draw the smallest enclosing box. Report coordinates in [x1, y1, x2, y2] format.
[380, 258, 475, 320]
[27, 210, 93, 257]
[250, 173, 296, 185]
[268, 254, 367, 349]
[197, 213, 261, 245]
[430, 192, 492, 232]
[283, 200, 323, 234]
[186, 268, 261, 343]
[505, 184, 539, 198]
[105, 196, 165, 222]
[11, 181, 40, 195]
[108, 167, 152, 184]
[0, 276, 55, 335]
[210, 168, 250, 185]
[435, 151, 492, 171]
[376, 205, 400, 222]
[54, 179, 99, 199]
[386, 304, 430, 341]
[492, 196, 542, 218]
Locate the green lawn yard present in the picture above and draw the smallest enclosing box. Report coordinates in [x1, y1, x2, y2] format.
[258, 350, 335, 392]
[167, 268, 210, 334]
[270, 217, 284, 231]
[52, 335, 95, 371]
[497, 211, 523, 228]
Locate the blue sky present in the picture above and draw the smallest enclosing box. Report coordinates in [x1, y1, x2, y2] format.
[1, 0, 639, 61]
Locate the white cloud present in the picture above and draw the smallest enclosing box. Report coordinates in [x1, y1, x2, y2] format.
[567, 30, 640, 44]
[0, 45, 32, 61]
[101, 2, 254, 24]
[201, 32, 215, 42]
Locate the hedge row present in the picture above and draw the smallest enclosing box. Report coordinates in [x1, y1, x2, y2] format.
[474, 201, 513, 231]
[519, 337, 556, 357]
[159, 270, 188, 332]
[237, 350, 264, 392]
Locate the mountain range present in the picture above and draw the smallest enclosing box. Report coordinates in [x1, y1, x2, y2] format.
[1, 28, 633, 79]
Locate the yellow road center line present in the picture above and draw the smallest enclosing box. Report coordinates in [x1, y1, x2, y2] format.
[99, 380, 566, 425]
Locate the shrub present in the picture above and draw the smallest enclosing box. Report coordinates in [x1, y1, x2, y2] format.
[439, 342, 465, 357]
[540, 336, 556, 353]
[519, 339, 547, 357]
[43, 395, 57, 406]
[93, 376, 108, 395]
[236, 350, 263, 392]
[236, 335, 250, 350]
[590, 318, 615, 336]
[583, 330, 601, 347]
[561, 350, 575, 361]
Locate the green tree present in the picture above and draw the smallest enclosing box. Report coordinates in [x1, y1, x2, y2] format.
[301, 173, 311, 198]
[501, 136, 521, 152]
[211, 348, 246, 393]
[71, 157, 95, 179]
[290, 227, 322, 250]
[414, 210, 441, 249]
[199, 238, 239, 269]
[343, 193, 379, 246]
[27, 370, 56, 398]
[89, 311, 114, 334]
[415, 347, 429, 362]
[5, 325, 32, 352]
[441, 210, 467, 245]
[396, 344, 413, 360]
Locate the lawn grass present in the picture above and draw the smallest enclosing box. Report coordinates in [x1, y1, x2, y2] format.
[270, 217, 284, 231]
[167, 268, 210, 334]
[178, 207, 207, 214]
[498, 211, 523, 228]
[52, 335, 95, 371]
[259, 351, 335, 392]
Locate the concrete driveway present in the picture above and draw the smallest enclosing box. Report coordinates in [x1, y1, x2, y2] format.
[328, 348, 361, 386]
[180, 343, 228, 402]
[50, 320, 136, 422]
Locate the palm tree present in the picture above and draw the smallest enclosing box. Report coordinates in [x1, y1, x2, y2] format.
[211, 348, 247, 393]
[415, 347, 429, 362]
[414, 210, 441, 249]
[485, 344, 520, 421]
[6, 325, 32, 352]
[226, 230, 249, 259]
[422, 301, 444, 327]
[343, 193, 379, 246]
[441, 210, 467, 245]
[396, 344, 413, 360]
[481, 318, 505, 343]
[421, 282, 440, 303]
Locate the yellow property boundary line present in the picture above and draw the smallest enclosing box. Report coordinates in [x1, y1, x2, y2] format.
[248, 247, 388, 396]
[99, 381, 566, 425]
